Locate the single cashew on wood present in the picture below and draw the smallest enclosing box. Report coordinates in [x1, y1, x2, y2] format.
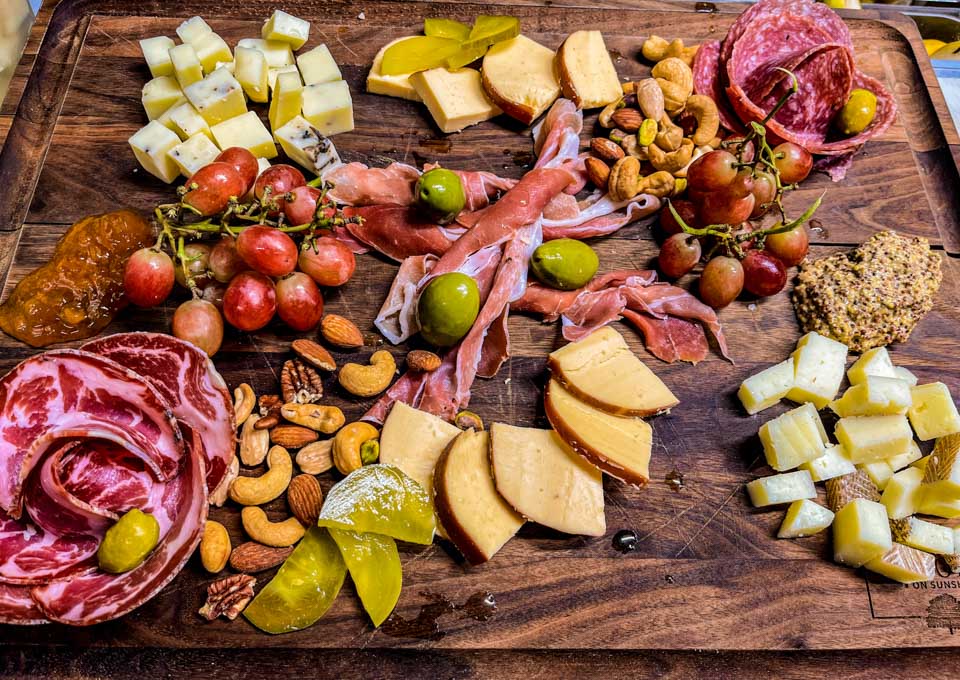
[200, 520, 231, 573]
[636, 171, 676, 198]
[635, 79, 665, 123]
[281, 403, 346, 434]
[652, 58, 694, 115]
[229, 446, 293, 506]
[241, 507, 305, 548]
[338, 350, 397, 397]
[648, 138, 695, 174]
[333, 421, 380, 475]
[684, 94, 720, 146]
[239, 413, 270, 466]
[233, 383, 255, 426]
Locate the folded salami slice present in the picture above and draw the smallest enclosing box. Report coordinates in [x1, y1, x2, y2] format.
[693, 40, 741, 133]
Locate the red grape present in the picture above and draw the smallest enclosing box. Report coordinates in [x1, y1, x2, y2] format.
[742, 251, 787, 297]
[222, 271, 277, 331]
[750, 170, 777, 218]
[236, 226, 298, 277]
[686, 150, 738, 191]
[182, 162, 246, 216]
[124, 248, 175, 307]
[698, 191, 755, 226]
[172, 299, 224, 357]
[658, 234, 702, 279]
[208, 236, 248, 283]
[723, 135, 755, 163]
[284, 186, 322, 226]
[659, 199, 698, 236]
[276, 272, 324, 331]
[765, 226, 809, 267]
[214, 147, 259, 195]
[698, 256, 744, 309]
[254, 164, 306, 215]
[298, 236, 357, 287]
[174, 242, 212, 289]
[773, 142, 813, 184]
[200, 280, 226, 309]
[727, 169, 755, 199]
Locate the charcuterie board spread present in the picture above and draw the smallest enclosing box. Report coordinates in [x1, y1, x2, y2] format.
[1, 0, 960, 652]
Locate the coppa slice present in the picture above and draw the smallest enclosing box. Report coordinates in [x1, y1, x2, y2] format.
[545, 379, 653, 487]
[547, 326, 678, 417]
[489, 423, 605, 536]
[433, 430, 524, 564]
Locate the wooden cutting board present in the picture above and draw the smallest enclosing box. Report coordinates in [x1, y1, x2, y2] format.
[1, 0, 959, 664]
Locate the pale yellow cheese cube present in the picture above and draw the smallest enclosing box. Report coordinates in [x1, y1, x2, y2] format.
[215, 60, 235, 75]
[269, 71, 303, 132]
[210, 111, 277, 159]
[237, 38, 294, 68]
[297, 44, 342, 85]
[262, 10, 310, 50]
[140, 36, 176, 78]
[894, 366, 919, 387]
[777, 499, 834, 538]
[829, 377, 912, 418]
[835, 415, 913, 464]
[274, 115, 343, 176]
[888, 440, 922, 471]
[302, 80, 354, 136]
[193, 33, 233, 73]
[168, 133, 220, 177]
[891, 516, 953, 554]
[786, 332, 848, 408]
[881, 466, 924, 519]
[169, 43, 204, 88]
[833, 498, 892, 567]
[738, 358, 795, 415]
[918, 493, 960, 519]
[142, 76, 184, 120]
[129, 121, 181, 183]
[184, 67, 247, 125]
[268, 65, 300, 92]
[858, 461, 893, 491]
[176, 16, 212, 45]
[801, 444, 855, 482]
[153, 96, 187, 133]
[367, 38, 422, 102]
[759, 403, 827, 472]
[847, 347, 897, 385]
[410, 67, 502, 133]
[908, 382, 960, 441]
[234, 46, 269, 103]
[167, 101, 212, 141]
[746, 470, 816, 508]
[864, 543, 935, 583]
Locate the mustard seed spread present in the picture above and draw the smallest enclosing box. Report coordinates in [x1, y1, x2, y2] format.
[791, 231, 941, 352]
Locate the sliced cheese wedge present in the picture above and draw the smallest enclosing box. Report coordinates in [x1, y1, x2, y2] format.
[367, 38, 423, 102]
[410, 67, 502, 133]
[481, 34, 560, 125]
[865, 543, 935, 583]
[380, 401, 461, 503]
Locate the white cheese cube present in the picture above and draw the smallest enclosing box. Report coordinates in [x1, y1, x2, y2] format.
[274, 115, 342, 176]
[738, 358, 795, 415]
[176, 16, 213, 44]
[888, 440, 922, 471]
[830, 377, 913, 418]
[410, 67, 502, 133]
[215, 60, 235, 75]
[297, 44, 342, 85]
[169, 43, 204, 88]
[847, 347, 897, 385]
[167, 101, 212, 141]
[786, 332, 848, 408]
[261, 10, 310, 50]
[140, 36, 176, 78]
[858, 460, 894, 490]
[301, 80, 354, 136]
[236, 38, 294, 68]
[891, 516, 954, 555]
[142, 76, 184, 120]
[193, 33, 233, 73]
[129, 121, 182, 183]
[184, 67, 247, 125]
[909, 382, 960, 441]
[833, 498, 892, 567]
[269, 70, 304, 132]
[746, 470, 816, 508]
[210, 111, 277, 159]
[801, 444, 855, 482]
[881, 467, 924, 519]
[835, 415, 914, 464]
[234, 46, 269, 103]
[778, 499, 834, 538]
[759, 403, 827, 472]
[268, 65, 300, 92]
[367, 38, 422, 102]
[154, 95, 187, 133]
[168, 133, 220, 177]
[894, 366, 919, 387]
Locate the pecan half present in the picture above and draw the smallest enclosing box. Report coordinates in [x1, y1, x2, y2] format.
[198, 574, 256, 621]
[255, 394, 283, 430]
[281, 359, 324, 405]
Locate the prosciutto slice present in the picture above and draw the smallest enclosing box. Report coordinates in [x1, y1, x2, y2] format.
[344, 206, 454, 262]
[623, 311, 710, 364]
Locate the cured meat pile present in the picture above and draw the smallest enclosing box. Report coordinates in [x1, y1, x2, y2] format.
[692, 0, 896, 180]
[0, 333, 233, 626]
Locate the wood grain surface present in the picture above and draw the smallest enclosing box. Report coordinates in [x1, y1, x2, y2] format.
[1, 0, 959, 676]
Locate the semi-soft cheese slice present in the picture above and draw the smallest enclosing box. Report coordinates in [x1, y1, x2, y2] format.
[367, 38, 423, 102]
[556, 30, 621, 109]
[410, 67, 502, 133]
[490, 423, 605, 536]
[481, 34, 560, 125]
[548, 326, 677, 417]
[545, 378, 652, 487]
[381, 401, 461, 499]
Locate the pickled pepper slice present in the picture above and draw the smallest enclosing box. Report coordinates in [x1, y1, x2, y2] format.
[329, 528, 402, 627]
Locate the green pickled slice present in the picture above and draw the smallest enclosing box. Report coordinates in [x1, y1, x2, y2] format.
[243, 527, 346, 634]
[329, 529, 402, 627]
[424, 18, 471, 41]
[445, 43, 489, 69]
[317, 464, 436, 544]
[381, 36, 462, 76]
[461, 15, 520, 51]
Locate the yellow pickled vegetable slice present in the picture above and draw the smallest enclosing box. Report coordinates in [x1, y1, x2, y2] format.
[330, 528, 402, 627]
[424, 18, 471, 42]
[445, 43, 489, 69]
[462, 15, 520, 51]
[381, 36, 462, 76]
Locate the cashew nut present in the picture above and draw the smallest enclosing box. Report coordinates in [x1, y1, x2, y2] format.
[240, 412, 270, 466]
[608, 156, 642, 202]
[229, 445, 293, 506]
[648, 138, 695, 175]
[635, 79, 665, 122]
[652, 58, 694, 115]
[598, 98, 625, 128]
[241, 507, 305, 547]
[654, 113, 684, 153]
[296, 439, 334, 474]
[338, 350, 396, 398]
[642, 35, 683, 62]
[333, 421, 379, 475]
[281, 403, 345, 433]
[636, 171, 676, 198]
[233, 383, 255, 426]
[200, 520, 231, 573]
[684, 94, 720, 146]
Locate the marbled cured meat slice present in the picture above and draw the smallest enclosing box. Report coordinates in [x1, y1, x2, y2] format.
[622, 283, 730, 360]
[692, 40, 741, 132]
[344, 206, 454, 262]
[541, 194, 661, 240]
[622, 311, 710, 364]
[726, 14, 832, 89]
[0, 509, 98, 584]
[0, 583, 46, 625]
[512, 270, 655, 322]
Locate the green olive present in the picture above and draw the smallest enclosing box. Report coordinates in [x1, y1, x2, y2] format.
[415, 168, 466, 225]
[97, 508, 160, 574]
[836, 88, 877, 136]
[530, 239, 600, 291]
[417, 272, 480, 347]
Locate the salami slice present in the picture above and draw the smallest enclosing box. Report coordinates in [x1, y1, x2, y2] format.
[692, 40, 741, 132]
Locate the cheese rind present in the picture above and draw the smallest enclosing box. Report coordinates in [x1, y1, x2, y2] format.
[829, 377, 912, 417]
[786, 331, 848, 408]
[835, 415, 913, 464]
[367, 38, 422, 101]
[801, 444, 855, 482]
[168, 133, 221, 177]
[746, 470, 816, 507]
[301, 80, 354, 136]
[833, 498, 892, 567]
[847, 347, 897, 385]
[738, 359, 795, 415]
[261, 10, 310, 50]
[825, 470, 881, 512]
[129, 121, 182, 183]
[777, 499, 834, 538]
[865, 543, 935, 583]
[920, 432, 960, 501]
[890, 516, 954, 555]
[140, 36, 176, 78]
[234, 46, 269, 103]
[184, 67, 247, 125]
[908, 382, 960, 441]
[410, 67, 502, 133]
[142, 76, 184, 120]
[210, 111, 277, 159]
[297, 44, 342, 85]
[274, 116, 343, 176]
[881, 467, 924, 519]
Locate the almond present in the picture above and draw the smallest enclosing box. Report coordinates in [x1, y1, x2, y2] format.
[585, 157, 611, 191]
[590, 137, 624, 164]
[270, 424, 318, 449]
[287, 474, 323, 526]
[292, 339, 336, 372]
[321, 315, 364, 349]
[228, 542, 294, 573]
[407, 350, 441, 372]
[610, 108, 643, 132]
[296, 440, 334, 474]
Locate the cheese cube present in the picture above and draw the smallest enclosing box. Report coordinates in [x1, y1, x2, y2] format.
[835, 415, 913, 464]
[274, 115, 343, 176]
[825, 470, 881, 512]
[261, 10, 310, 50]
[738, 359, 795, 415]
[881, 467, 924, 519]
[858, 461, 893, 491]
[176, 16, 213, 44]
[829, 377, 912, 418]
[777, 499, 834, 538]
[891, 516, 953, 554]
[169, 43, 204, 88]
[894, 366, 919, 387]
[411, 67, 502, 133]
[154, 96, 187, 133]
[234, 46, 269, 103]
[142, 76, 184, 120]
[746, 470, 816, 508]
[193, 33, 233, 73]
[167, 101, 212, 141]
[908, 383, 960, 441]
[847, 347, 897, 385]
[140, 36, 176, 78]
[168, 133, 220, 177]
[833, 498, 892, 567]
[210, 111, 277, 159]
[301, 80, 354, 136]
[888, 440, 922, 471]
[367, 38, 422, 102]
[184, 68, 247, 125]
[215, 60, 235, 75]
[268, 65, 300, 91]
[269, 71, 303, 132]
[786, 332, 848, 408]
[759, 403, 827, 472]
[297, 44, 342, 85]
[801, 444, 855, 482]
[865, 543, 935, 583]
[918, 493, 960, 519]
[129, 121, 182, 183]
[237, 38, 294, 68]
